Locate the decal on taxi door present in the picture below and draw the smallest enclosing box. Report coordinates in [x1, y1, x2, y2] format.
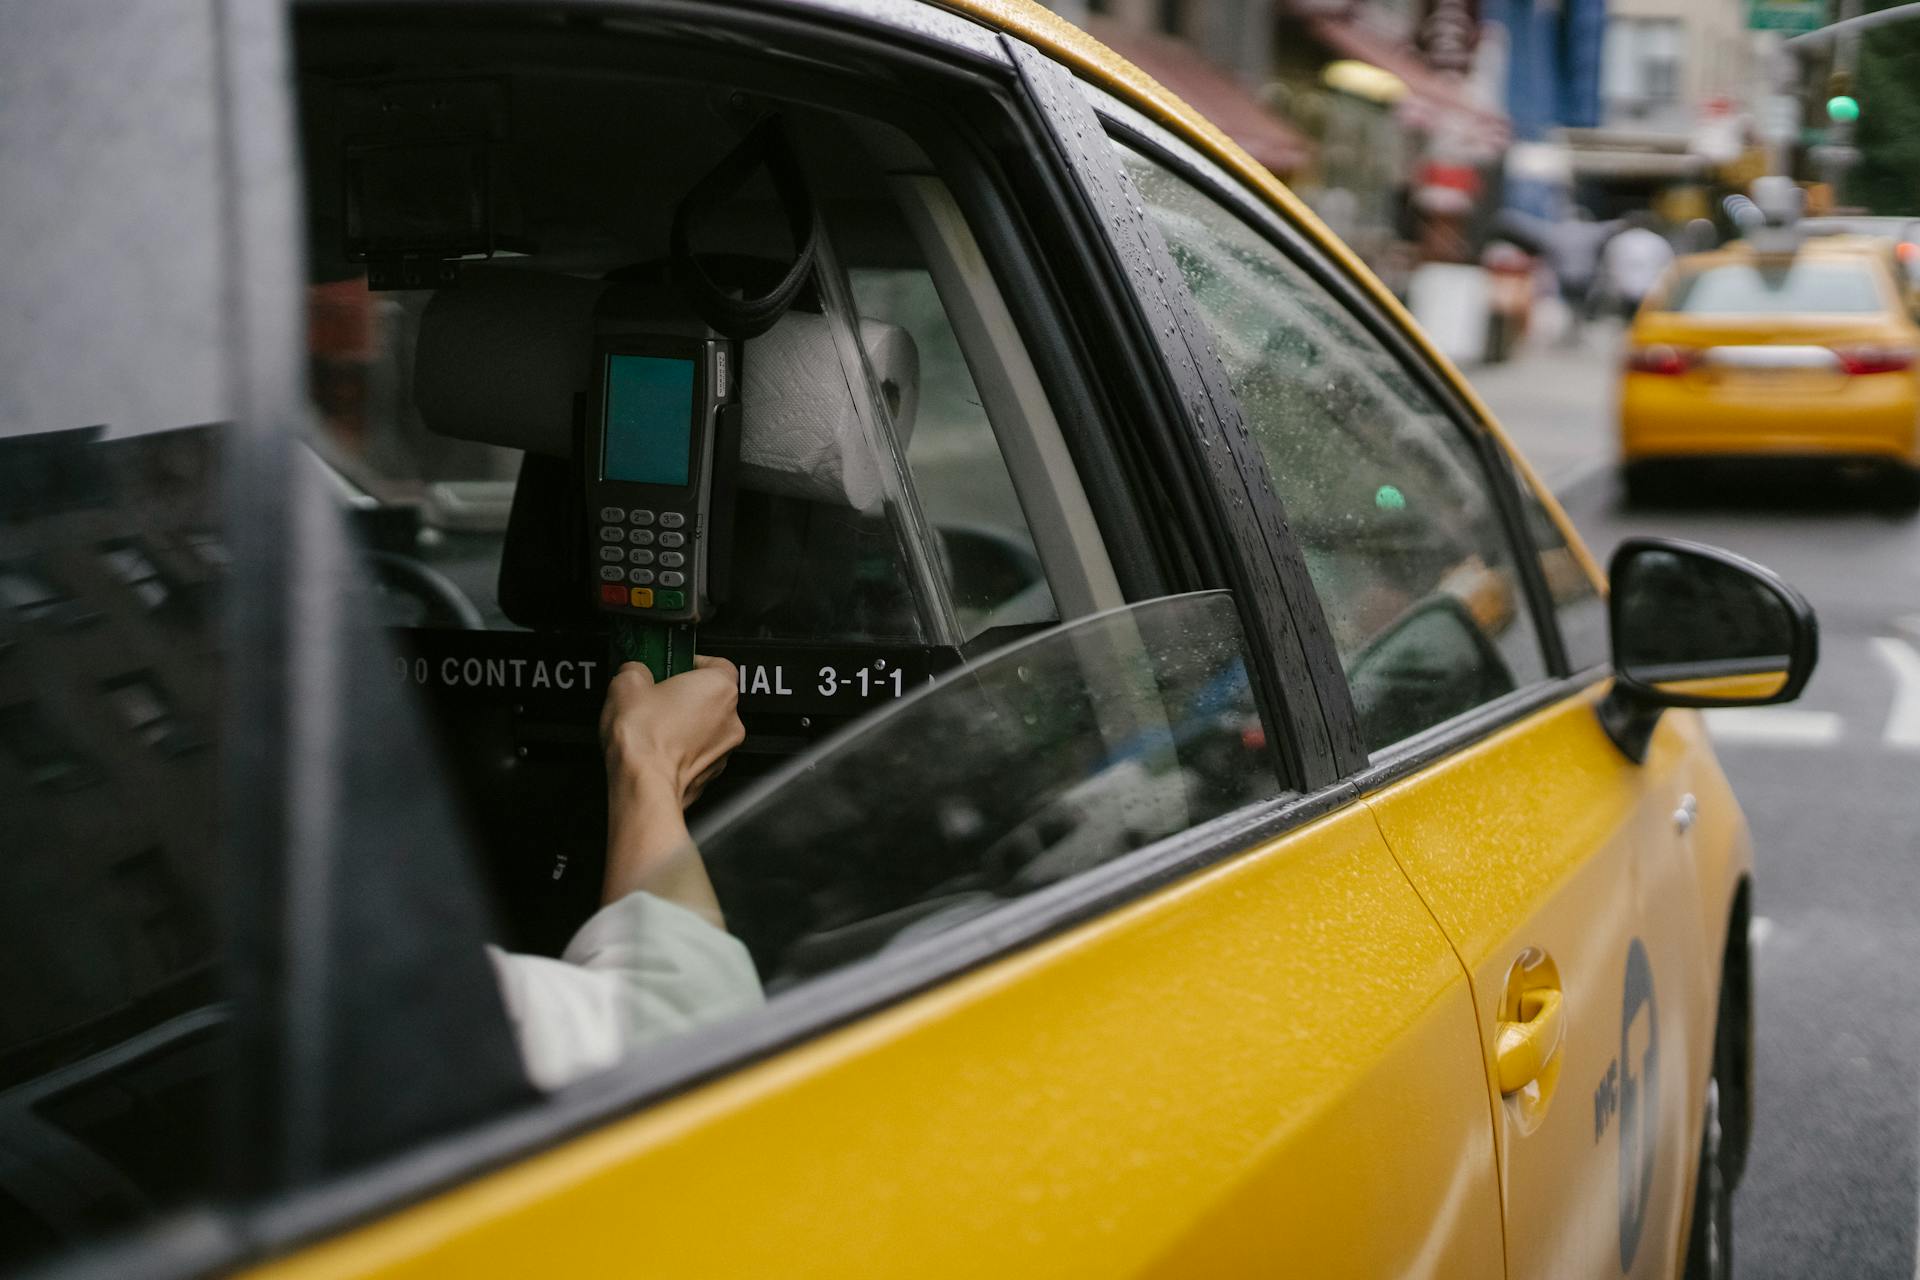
[1593, 939, 1660, 1271]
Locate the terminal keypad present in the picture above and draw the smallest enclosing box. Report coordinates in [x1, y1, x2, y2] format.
[596, 506, 694, 613]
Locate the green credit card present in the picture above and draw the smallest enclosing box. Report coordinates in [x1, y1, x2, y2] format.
[609, 618, 698, 683]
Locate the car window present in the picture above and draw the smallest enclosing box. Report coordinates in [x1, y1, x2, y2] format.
[697, 591, 1285, 991]
[0, 429, 228, 1273]
[309, 196, 1062, 649]
[1119, 148, 1550, 752]
[853, 269, 1060, 637]
[1, 8, 235, 1266]
[1503, 456, 1609, 671]
[1662, 261, 1885, 314]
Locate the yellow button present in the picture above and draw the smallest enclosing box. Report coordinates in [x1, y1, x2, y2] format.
[629, 587, 654, 608]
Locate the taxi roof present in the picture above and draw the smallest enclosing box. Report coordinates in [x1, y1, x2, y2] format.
[1677, 233, 1898, 273]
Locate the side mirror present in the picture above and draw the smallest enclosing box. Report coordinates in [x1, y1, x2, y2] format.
[1598, 537, 1818, 761]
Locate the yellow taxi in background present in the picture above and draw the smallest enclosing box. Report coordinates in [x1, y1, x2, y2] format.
[4, 2, 1820, 1280]
[1620, 235, 1920, 509]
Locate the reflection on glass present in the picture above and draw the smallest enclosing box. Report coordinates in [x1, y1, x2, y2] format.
[0, 426, 225, 1272]
[695, 592, 1284, 991]
[1122, 148, 1549, 751]
[1349, 594, 1518, 747]
[1614, 549, 1794, 702]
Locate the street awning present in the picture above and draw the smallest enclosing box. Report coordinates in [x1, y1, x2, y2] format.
[1086, 19, 1315, 177]
[1557, 127, 1709, 181]
[1304, 14, 1511, 161]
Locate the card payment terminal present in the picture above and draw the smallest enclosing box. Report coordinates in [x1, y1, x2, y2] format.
[587, 303, 737, 680]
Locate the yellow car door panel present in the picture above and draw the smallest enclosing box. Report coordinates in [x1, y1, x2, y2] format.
[1364, 690, 1738, 1279]
[249, 804, 1503, 1280]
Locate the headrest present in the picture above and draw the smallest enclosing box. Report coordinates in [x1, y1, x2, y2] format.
[413, 268, 604, 461]
[414, 267, 919, 514]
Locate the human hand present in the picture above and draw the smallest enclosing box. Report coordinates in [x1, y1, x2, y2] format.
[600, 656, 745, 809]
[599, 656, 744, 915]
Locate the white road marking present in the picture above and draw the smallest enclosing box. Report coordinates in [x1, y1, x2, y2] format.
[1702, 707, 1844, 746]
[1871, 637, 1920, 750]
[1749, 916, 1774, 949]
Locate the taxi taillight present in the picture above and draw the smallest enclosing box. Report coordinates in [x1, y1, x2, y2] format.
[1833, 346, 1917, 375]
[1625, 344, 1698, 376]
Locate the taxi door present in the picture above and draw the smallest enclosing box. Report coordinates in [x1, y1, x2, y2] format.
[1100, 108, 1719, 1275]
[1361, 695, 1699, 1279]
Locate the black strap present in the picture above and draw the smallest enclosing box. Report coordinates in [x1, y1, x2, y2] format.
[670, 116, 818, 339]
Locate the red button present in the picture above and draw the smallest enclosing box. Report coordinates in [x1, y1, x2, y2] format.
[600, 584, 627, 605]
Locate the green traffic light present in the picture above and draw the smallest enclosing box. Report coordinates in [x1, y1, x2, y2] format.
[1828, 95, 1860, 123]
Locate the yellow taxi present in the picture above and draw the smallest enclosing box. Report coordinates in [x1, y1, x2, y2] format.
[2, 2, 1818, 1280]
[1620, 235, 1920, 508]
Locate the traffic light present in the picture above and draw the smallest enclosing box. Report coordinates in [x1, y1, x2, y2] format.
[1828, 94, 1861, 124]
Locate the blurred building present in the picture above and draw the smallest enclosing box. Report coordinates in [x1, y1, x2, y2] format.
[1057, 0, 1317, 181]
[1262, 1, 1514, 272]
[1485, 0, 1604, 221]
[1560, 0, 1758, 217]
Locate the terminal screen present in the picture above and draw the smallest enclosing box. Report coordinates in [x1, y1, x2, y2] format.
[601, 353, 694, 486]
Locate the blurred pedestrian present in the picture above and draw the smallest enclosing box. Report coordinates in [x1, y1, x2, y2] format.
[1498, 203, 1623, 345]
[1603, 214, 1675, 318]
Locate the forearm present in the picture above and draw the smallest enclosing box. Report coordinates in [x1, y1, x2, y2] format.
[603, 769, 724, 928]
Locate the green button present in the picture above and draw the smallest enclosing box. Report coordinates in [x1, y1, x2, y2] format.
[656, 589, 686, 610]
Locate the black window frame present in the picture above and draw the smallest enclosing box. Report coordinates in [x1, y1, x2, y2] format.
[1088, 94, 1609, 783]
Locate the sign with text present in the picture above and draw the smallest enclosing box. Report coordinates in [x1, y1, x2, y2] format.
[1747, 0, 1825, 35]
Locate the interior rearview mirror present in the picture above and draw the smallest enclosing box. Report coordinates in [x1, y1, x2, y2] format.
[1598, 537, 1818, 761]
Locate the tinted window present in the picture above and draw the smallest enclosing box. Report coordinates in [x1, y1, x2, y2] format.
[1122, 149, 1549, 751]
[1663, 262, 1885, 315]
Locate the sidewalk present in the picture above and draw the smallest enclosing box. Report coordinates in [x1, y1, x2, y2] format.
[1458, 320, 1624, 497]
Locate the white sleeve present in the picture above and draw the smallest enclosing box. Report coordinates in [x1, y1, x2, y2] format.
[489, 892, 765, 1091]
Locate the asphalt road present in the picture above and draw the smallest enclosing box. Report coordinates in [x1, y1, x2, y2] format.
[1470, 333, 1920, 1278]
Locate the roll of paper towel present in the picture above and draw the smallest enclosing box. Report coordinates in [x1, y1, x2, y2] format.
[740, 312, 918, 516]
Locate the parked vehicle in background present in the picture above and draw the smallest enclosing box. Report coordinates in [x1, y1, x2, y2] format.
[1620, 235, 1920, 509]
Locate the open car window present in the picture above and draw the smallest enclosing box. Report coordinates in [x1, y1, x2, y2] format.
[694, 590, 1285, 993]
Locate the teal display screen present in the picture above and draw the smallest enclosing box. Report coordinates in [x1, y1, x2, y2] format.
[601, 354, 695, 485]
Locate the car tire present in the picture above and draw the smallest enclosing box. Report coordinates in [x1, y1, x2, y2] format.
[1683, 1026, 1736, 1280]
[1621, 462, 1669, 508]
[1882, 465, 1920, 515]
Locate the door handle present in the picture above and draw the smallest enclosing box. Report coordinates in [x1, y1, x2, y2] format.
[1496, 987, 1565, 1095]
[1673, 793, 1698, 835]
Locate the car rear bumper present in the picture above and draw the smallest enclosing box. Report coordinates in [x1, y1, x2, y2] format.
[1619, 371, 1920, 463]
